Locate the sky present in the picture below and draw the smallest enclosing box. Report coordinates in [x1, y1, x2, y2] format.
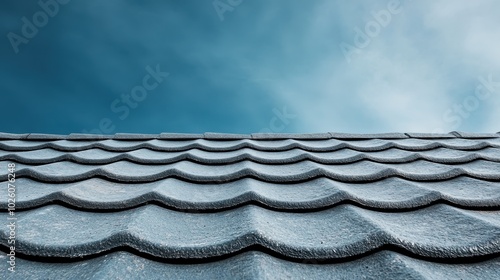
[0, 0, 499, 134]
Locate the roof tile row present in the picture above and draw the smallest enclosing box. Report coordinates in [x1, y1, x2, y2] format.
[1, 131, 499, 141]
[1, 132, 499, 279]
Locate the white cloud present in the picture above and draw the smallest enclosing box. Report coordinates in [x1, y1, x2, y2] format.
[242, 0, 500, 133]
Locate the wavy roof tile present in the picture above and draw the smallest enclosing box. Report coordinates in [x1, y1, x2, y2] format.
[1, 132, 500, 279]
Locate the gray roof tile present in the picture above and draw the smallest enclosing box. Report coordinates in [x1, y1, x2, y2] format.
[2, 177, 498, 210]
[251, 133, 332, 139]
[329, 132, 408, 139]
[2, 251, 500, 280]
[5, 158, 500, 183]
[113, 133, 159, 140]
[68, 133, 114, 140]
[0, 132, 30, 139]
[2, 138, 499, 152]
[452, 131, 500, 138]
[2, 203, 499, 259]
[25, 133, 67, 140]
[1, 131, 499, 278]
[159, 133, 203, 139]
[2, 146, 499, 165]
[204, 132, 251, 139]
[405, 132, 457, 139]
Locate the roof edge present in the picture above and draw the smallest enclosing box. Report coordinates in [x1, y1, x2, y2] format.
[1, 132, 498, 140]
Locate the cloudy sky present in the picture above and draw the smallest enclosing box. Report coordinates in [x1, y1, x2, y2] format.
[1, 0, 499, 134]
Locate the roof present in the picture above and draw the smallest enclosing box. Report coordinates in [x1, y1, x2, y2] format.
[1, 132, 500, 279]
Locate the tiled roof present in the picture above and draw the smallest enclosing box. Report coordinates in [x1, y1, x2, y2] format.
[1, 132, 500, 279]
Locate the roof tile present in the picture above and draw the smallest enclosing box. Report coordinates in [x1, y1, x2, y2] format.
[1, 131, 498, 278]
[68, 133, 114, 140]
[25, 133, 67, 140]
[329, 133, 408, 139]
[113, 133, 159, 140]
[204, 132, 251, 139]
[0, 132, 29, 139]
[405, 132, 457, 139]
[251, 133, 331, 139]
[3, 251, 499, 280]
[452, 131, 500, 139]
[159, 133, 203, 139]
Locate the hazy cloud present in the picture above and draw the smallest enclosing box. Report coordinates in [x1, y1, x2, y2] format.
[0, 0, 498, 133]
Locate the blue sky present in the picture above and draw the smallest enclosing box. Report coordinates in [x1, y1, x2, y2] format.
[1, 0, 499, 134]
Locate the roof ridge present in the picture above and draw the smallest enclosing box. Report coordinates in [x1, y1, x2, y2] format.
[0, 132, 498, 140]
